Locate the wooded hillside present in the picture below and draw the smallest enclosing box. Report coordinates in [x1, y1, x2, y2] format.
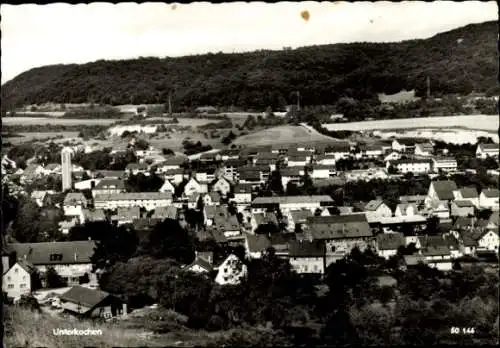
[1, 21, 497, 111]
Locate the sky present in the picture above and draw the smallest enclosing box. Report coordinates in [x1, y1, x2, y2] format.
[1, 1, 497, 84]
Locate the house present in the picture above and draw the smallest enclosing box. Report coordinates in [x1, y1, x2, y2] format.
[230, 184, 253, 205]
[183, 257, 213, 274]
[376, 232, 405, 259]
[344, 168, 388, 182]
[453, 187, 480, 208]
[429, 200, 451, 219]
[94, 192, 173, 210]
[31, 190, 55, 207]
[392, 139, 415, 153]
[214, 254, 247, 285]
[315, 154, 337, 166]
[93, 170, 124, 180]
[476, 143, 499, 159]
[59, 217, 79, 235]
[324, 142, 351, 159]
[7, 241, 96, 287]
[420, 246, 453, 271]
[125, 163, 150, 176]
[362, 145, 384, 158]
[203, 206, 218, 226]
[432, 157, 458, 173]
[158, 179, 176, 194]
[450, 200, 475, 217]
[221, 159, 247, 181]
[395, 203, 418, 217]
[59, 286, 126, 319]
[337, 206, 354, 215]
[202, 192, 221, 206]
[155, 157, 186, 173]
[195, 169, 216, 184]
[183, 177, 208, 197]
[304, 214, 373, 263]
[363, 200, 393, 220]
[387, 159, 431, 174]
[113, 207, 141, 225]
[425, 180, 458, 208]
[219, 149, 240, 161]
[92, 179, 126, 198]
[477, 230, 499, 252]
[288, 240, 326, 275]
[74, 179, 101, 191]
[63, 192, 88, 217]
[250, 212, 279, 234]
[251, 195, 334, 214]
[414, 143, 434, 157]
[479, 188, 499, 211]
[403, 254, 428, 268]
[212, 177, 233, 196]
[310, 165, 337, 179]
[152, 206, 178, 220]
[245, 234, 271, 259]
[186, 193, 200, 210]
[287, 154, 310, 167]
[22, 164, 44, 181]
[280, 167, 303, 188]
[2, 261, 35, 300]
[238, 166, 269, 185]
[286, 209, 313, 233]
[384, 151, 402, 162]
[164, 168, 185, 185]
[81, 209, 107, 223]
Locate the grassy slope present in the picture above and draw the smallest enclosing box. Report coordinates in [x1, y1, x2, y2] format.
[233, 125, 341, 146]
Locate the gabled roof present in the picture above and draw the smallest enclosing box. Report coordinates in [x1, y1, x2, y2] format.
[132, 218, 162, 231]
[289, 240, 325, 257]
[481, 188, 499, 198]
[8, 241, 96, 265]
[233, 183, 253, 194]
[245, 233, 271, 253]
[94, 192, 172, 201]
[306, 214, 372, 240]
[431, 180, 458, 200]
[159, 156, 186, 166]
[45, 163, 61, 171]
[364, 200, 386, 211]
[404, 254, 427, 266]
[253, 212, 279, 226]
[377, 232, 405, 250]
[60, 286, 111, 309]
[478, 143, 498, 151]
[185, 257, 213, 272]
[152, 206, 178, 220]
[94, 179, 125, 190]
[64, 192, 86, 205]
[94, 170, 124, 179]
[453, 200, 475, 208]
[125, 162, 149, 170]
[208, 191, 221, 203]
[457, 187, 479, 199]
[421, 245, 451, 257]
[415, 143, 434, 151]
[290, 209, 313, 223]
[396, 203, 417, 215]
[280, 167, 302, 177]
[31, 190, 48, 200]
[252, 195, 334, 205]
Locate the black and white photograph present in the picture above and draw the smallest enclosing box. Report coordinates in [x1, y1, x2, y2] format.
[1, 1, 499, 346]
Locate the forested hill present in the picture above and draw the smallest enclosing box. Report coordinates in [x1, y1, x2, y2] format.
[2, 20, 497, 111]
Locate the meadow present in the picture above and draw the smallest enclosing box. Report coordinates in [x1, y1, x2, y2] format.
[3, 117, 120, 126]
[233, 125, 340, 146]
[322, 115, 499, 132]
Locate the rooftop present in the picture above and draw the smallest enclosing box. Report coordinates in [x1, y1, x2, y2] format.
[252, 195, 334, 205]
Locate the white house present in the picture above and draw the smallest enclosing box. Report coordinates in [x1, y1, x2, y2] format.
[453, 187, 480, 208]
[395, 203, 418, 217]
[431, 200, 451, 219]
[324, 143, 351, 160]
[476, 143, 499, 159]
[288, 240, 326, 275]
[477, 230, 499, 251]
[215, 254, 248, 285]
[158, 179, 176, 194]
[479, 189, 499, 211]
[74, 179, 101, 191]
[310, 165, 337, 179]
[230, 184, 253, 206]
[63, 192, 88, 218]
[387, 159, 431, 174]
[164, 169, 185, 185]
[31, 190, 55, 207]
[376, 232, 405, 259]
[384, 151, 402, 162]
[432, 157, 458, 173]
[363, 145, 384, 158]
[414, 143, 434, 157]
[2, 261, 33, 300]
[155, 157, 186, 174]
[212, 177, 233, 196]
[392, 139, 415, 153]
[94, 192, 173, 210]
[364, 200, 393, 220]
[315, 155, 337, 166]
[251, 195, 334, 214]
[183, 177, 208, 196]
[287, 154, 310, 167]
[425, 180, 458, 208]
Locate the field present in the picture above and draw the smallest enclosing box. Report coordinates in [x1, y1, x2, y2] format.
[233, 125, 339, 146]
[3, 117, 120, 126]
[322, 115, 499, 132]
[147, 117, 218, 127]
[5, 132, 80, 145]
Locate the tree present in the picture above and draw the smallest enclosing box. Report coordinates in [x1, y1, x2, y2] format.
[267, 170, 284, 195]
[141, 219, 195, 264]
[45, 266, 67, 288]
[162, 148, 175, 156]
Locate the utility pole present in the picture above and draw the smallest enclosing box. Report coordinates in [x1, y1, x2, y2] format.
[168, 90, 173, 116]
[296, 91, 301, 111]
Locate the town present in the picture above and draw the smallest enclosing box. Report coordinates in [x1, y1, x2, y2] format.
[1, 2, 499, 346]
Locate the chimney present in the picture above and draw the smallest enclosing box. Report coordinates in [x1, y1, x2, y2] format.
[74, 252, 77, 261]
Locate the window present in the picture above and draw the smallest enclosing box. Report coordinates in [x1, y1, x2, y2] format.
[50, 254, 63, 261]
[20, 284, 26, 289]
[8, 284, 14, 289]
[313, 265, 318, 271]
[22, 276, 26, 281]
[331, 246, 336, 252]
[7, 276, 11, 281]
[14, 268, 18, 273]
